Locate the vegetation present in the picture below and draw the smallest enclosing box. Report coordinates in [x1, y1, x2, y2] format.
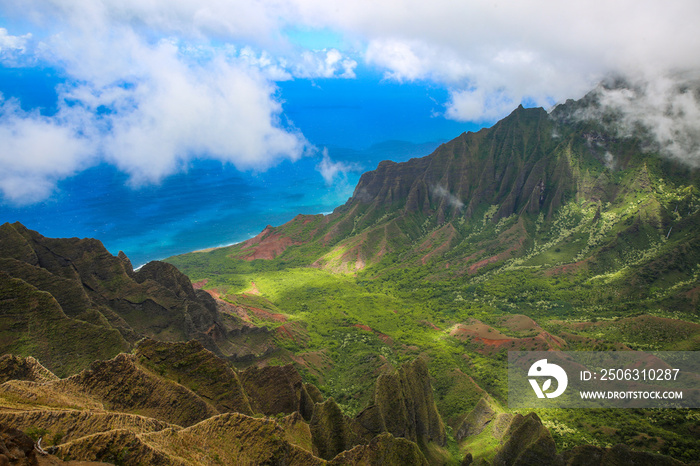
[166, 105, 700, 463]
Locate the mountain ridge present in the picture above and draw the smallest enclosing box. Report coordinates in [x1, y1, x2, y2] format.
[2, 86, 700, 464]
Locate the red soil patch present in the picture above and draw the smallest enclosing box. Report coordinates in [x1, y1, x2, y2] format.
[475, 337, 514, 348]
[192, 279, 208, 290]
[545, 258, 591, 276]
[468, 255, 500, 274]
[240, 226, 301, 261]
[248, 306, 287, 323]
[449, 320, 510, 340]
[245, 281, 261, 296]
[204, 288, 224, 299]
[275, 325, 294, 340]
[449, 319, 565, 354]
[354, 323, 394, 345]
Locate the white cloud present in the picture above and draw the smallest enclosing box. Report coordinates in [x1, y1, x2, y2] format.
[0, 2, 316, 203]
[432, 185, 463, 210]
[0, 28, 32, 64]
[1, 0, 700, 203]
[0, 97, 96, 203]
[571, 73, 700, 168]
[316, 148, 352, 185]
[293, 48, 356, 79]
[0, 28, 30, 53]
[293, 0, 700, 121]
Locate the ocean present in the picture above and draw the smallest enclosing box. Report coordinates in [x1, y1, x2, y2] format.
[0, 71, 481, 266]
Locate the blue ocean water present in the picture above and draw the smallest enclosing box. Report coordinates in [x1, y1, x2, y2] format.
[0, 143, 438, 267]
[0, 70, 482, 266]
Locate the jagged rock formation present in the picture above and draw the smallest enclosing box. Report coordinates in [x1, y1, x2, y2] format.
[135, 339, 253, 416]
[58, 428, 176, 465]
[491, 413, 559, 466]
[0, 268, 129, 377]
[142, 413, 324, 466]
[0, 355, 58, 385]
[456, 398, 496, 441]
[329, 432, 429, 465]
[0, 411, 174, 445]
[239, 364, 316, 420]
[280, 411, 315, 454]
[358, 358, 446, 447]
[310, 398, 355, 460]
[62, 353, 218, 427]
[0, 424, 38, 466]
[348, 106, 572, 224]
[0, 222, 237, 377]
[0, 348, 450, 465]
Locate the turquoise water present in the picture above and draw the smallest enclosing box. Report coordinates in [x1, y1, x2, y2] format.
[0, 69, 481, 266]
[0, 142, 441, 267]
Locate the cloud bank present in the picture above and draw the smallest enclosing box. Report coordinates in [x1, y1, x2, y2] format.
[300, 0, 700, 121]
[1, 0, 699, 203]
[573, 74, 700, 168]
[0, 1, 356, 203]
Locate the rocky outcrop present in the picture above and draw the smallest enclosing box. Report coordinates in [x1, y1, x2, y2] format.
[329, 432, 428, 465]
[0, 424, 37, 466]
[0, 222, 235, 376]
[491, 413, 560, 466]
[141, 413, 325, 466]
[135, 339, 253, 416]
[0, 271, 130, 378]
[239, 364, 316, 420]
[58, 428, 176, 465]
[456, 398, 496, 441]
[309, 398, 355, 460]
[366, 358, 447, 447]
[0, 411, 174, 445]
[62, 353, 218, 427]
[0, 355, 58, 384]
[280, 411, 314, 454]
[347, 106, 572, 227]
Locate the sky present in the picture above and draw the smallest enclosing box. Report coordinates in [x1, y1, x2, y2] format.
[0, 1, 699, 263]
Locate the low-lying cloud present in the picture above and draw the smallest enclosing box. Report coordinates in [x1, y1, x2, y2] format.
[432, 185, 464, 210]
[572, 74, 700, 168]
[316, 148, 353, 185]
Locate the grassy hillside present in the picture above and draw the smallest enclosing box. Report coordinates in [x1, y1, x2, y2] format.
[166, 103, 700, 463]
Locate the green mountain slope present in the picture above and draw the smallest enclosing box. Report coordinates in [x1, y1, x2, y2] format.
[166, 90, 700, 463]
[1, 85, 699, 464]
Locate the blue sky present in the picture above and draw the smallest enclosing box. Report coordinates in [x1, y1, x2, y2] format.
[0, 1, 699, 263]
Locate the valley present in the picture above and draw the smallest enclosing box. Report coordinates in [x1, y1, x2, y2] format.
[1, 86, 699, 464]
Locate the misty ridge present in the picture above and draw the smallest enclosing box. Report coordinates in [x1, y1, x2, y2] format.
[553, 73, 700, 169]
